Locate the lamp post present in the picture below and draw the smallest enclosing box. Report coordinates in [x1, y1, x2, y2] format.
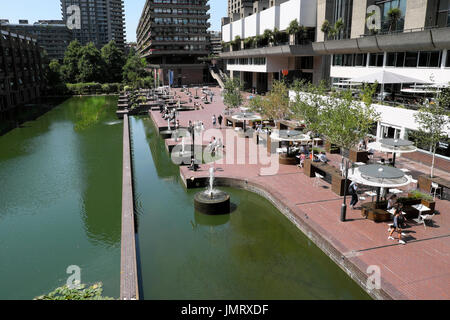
[340, 158, 349, 222]
[189, 122, 199, 171]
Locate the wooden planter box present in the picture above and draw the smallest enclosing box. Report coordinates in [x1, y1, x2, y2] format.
[325, 141, 341, 154]
[349, 149, 369, 163]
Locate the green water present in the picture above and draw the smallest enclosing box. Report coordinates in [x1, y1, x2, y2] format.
[131, 116, 371, 300]
[0, 96, 122, 299]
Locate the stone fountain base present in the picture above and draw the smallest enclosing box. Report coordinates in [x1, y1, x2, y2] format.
[194, 190, 230, 215]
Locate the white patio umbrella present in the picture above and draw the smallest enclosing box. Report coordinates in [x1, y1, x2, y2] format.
[368, 138, 417, 167]
[231, 112, 262, 133]
[348, 70, 431, 100]
[270, 130, 311, 156]
[348, 164, 413, 204]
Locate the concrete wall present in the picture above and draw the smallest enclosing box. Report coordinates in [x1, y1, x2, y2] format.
[244, 12, 259, 37]
[351, 0, 367, 39]
[232, 19, 244, 39]
[316, 0, 327, 42]
[259, 5, 280, 33]
[222, 23, 232, 42]
[404, 0, 428, 30]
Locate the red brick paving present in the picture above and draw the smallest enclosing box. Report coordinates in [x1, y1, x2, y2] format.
[149, 86, 450, 300]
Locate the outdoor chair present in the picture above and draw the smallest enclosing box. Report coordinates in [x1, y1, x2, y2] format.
[313, 172, 324, 188]
[430, 182, 442, 200]
[414, 214, 435, 229]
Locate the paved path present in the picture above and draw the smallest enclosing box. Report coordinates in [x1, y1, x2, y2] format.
[150, 86, 450, 300]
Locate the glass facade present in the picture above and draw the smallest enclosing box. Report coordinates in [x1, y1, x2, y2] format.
[332, 0, 353, 39]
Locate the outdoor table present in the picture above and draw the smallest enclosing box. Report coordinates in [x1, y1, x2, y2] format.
[365, 191, 377, 202]
[412, 204, 432, 223]
[390, 188, 403, 195]
[355, 162, 366, 166]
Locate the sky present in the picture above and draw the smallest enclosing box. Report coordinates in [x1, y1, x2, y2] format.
[0, 0, 226, 42]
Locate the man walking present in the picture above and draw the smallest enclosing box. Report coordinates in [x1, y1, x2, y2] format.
[218, 114, 223, 129]
[212, 115, 217, 127]
[349, 181, 359, 209]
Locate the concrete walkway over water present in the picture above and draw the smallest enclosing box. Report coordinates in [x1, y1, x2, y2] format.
[149, 86, 450, 300]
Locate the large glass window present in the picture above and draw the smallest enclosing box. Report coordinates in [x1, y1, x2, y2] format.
[404, 52, 418, 67]
[374, 0, 407, 33]
[332, 0, 353, 39]
[436, 0, 450, 27]
[418, 51, 441, 68]
[386, 52, 396, 66]
[369, 53, 384, 67]
[446, 50, 450, 67]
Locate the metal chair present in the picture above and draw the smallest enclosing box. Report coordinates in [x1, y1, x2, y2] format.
[430, 182, 442, 200]
[416, 214, 435, 229]
[313, 172, 324, 188]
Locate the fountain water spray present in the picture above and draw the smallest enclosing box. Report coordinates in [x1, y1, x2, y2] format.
[208, 167, 215, 198]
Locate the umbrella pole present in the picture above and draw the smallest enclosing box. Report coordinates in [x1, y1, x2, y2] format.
[392, 152, 396, 167]
[340, 159, 349, 222]
[376, 187, 381, 206]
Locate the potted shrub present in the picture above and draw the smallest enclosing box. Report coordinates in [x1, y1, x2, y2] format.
[407, 190, 435, 211]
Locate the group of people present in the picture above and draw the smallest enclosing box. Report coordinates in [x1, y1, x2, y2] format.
[387, 195, 407, 244]
[207, 136, 223, 157]
[212, 114, 223, 128]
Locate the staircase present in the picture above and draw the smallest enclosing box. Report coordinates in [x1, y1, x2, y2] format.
[209, 66, 228, 89]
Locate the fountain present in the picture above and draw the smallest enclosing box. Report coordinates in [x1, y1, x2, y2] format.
[194, 167, 231, 215]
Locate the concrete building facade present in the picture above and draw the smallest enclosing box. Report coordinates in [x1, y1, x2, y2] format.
[0, 20, 73, 62]
[221, 0, 324, 93]
[0, 30, 45, 119]
[61, 0, 126, 49]
[136, 0, 211, 86]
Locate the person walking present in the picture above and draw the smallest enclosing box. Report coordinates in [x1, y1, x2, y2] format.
[212, 115, 217, 127]
[349, 181, 359, 209]
[388, 206, 407, 244]
[218, 114, 223, 129]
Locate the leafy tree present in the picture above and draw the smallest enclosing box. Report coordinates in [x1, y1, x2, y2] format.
[388, 7, 402, 32]
[334, 18, 344, 39]
[222, 77, 243, 112]
[262, 29, 273, 45]
[258, 80, 291, 121]
[101, 40, 125, 83]
[77, 42, 105, 83]
[321, 20, 330, 40]
[414, 89, 450, 178]
[61, 40, 83, 83]
[122, 50, 148, 87]
[287, 19, 300, 35]
[46, 59, 63, 87]
[35, 282, 113, 300]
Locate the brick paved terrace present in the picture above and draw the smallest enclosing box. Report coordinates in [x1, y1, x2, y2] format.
[149, 86, 450, 300]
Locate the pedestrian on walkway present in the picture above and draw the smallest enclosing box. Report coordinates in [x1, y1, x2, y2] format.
[212, 115, 217, 127]
[218, 114, 223, 128]
[388, 206, 407, 245]
[349, 181, 359, 209]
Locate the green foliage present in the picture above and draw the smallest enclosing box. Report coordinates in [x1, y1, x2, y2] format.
[77, 42, 105, 83]
[258, 80, 291, 120]
[321, 20, 330, 35]
[292, 81, 380, 157]
[414, 89, 450, 177]
[263, 29, 273, 43]
[287, 19, 300, 35]
[66, 82, 122, 95]
[101, 40, 126, 83]
[360, 82, 378, 107]
[46, 59, 63, 87]
[222, 78, 243, 111]
[62, 40, 83, 83]
[122, 50, 149, 87]
[388, 7, 402, 32]
[35, 282, 114, 300]
[407, 190, 434, 202]
[272, 28, 285, 45]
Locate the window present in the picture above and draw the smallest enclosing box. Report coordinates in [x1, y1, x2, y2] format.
[404, 52, 418, 67]
[386, 52, 396, 66]
[446, 51, 450, 67]
[354, 53, 367, 66]
[369, 53, 383, 67]
[418, 51, 441, 68]
[396, 52, 405, 67]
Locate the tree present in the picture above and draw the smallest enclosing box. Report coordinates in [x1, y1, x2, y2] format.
[77, 42, 105, 83]
[262, 29, 273, 46]
[62, 40, 82, 83]
[35, 282, 113, 300]
[334, 18, 344, 39]
[46, 59, 63, 87]
[414, 89, 450, 178]
[321, 20, 330, 40]
[257, 80, 291, 121]
[287, 19, 300, 36]
[222, 77, 243, 113]
[122, 50, 148, 86]
[101, 40, 125, 83]
[388, 7, 402, 32]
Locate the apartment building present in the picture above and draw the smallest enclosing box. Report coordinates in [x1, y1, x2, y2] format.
[0, 30, 45, 119]
[0, 20, 73, 62]
[61, 0, 126, 49]
[136, 0, 211, 86]
[221, 0, 326, 93]
[313, 0, 450, 158]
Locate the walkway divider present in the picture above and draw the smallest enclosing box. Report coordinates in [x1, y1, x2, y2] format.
[120, 113, 139, 300]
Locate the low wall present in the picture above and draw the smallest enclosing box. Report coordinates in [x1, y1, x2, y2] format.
[120, 113, 139, 300]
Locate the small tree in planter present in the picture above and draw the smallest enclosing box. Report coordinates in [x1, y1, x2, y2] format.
[262, 29, 274, 46]
[222, 77, 244, 115]
[287, 19, 300, 45]
[414, 89, 450, 178]
[321, 20, 331, 41]
[387, 7, 402, 32]
[258, 80, 291, 121]
[334, 18, 344, 40]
